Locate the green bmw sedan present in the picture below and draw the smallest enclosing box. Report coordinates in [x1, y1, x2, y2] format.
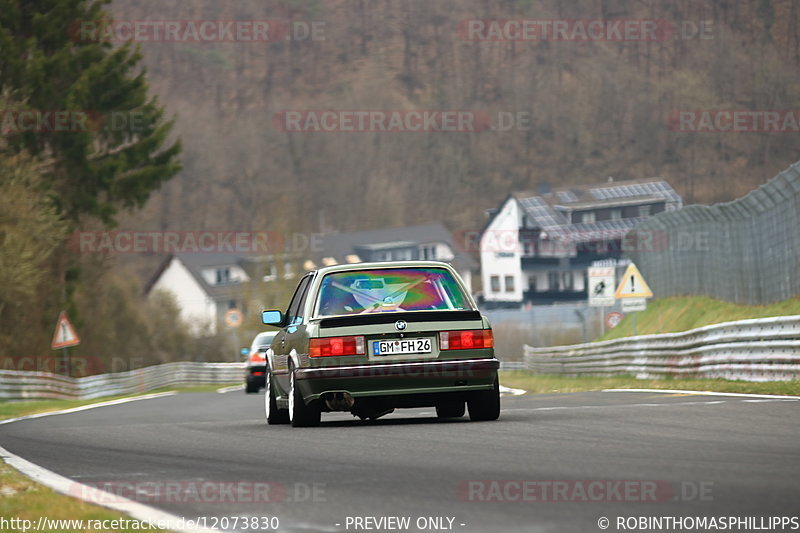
[261, 261, 500, 427]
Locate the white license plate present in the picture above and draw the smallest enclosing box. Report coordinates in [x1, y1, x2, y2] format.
[373, 338, 432, 356]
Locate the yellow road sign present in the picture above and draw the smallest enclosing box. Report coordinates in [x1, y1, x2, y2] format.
[614, 263, 653, 299]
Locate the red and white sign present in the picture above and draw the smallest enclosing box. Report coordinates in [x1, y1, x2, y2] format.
[605, 312, 624, 329]
[225, 308, 244, 328]
[51, 311, 80, 349]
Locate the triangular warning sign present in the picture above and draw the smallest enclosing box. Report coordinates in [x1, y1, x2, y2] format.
[614, 263, 653, 299]
[51, 311, 80, 349]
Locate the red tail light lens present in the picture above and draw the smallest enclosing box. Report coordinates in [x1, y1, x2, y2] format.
[309, 336, 366, 357]
[439, 329, 493, 350]
[250, 351, 266, 363]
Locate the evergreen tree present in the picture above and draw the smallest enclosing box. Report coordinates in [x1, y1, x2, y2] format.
[0, 0, 181, 225]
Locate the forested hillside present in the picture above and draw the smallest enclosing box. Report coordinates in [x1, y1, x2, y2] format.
[115, 0, 800, 238]
[2, 0, 799, 362]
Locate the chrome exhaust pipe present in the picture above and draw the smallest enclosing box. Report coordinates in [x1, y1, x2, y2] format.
[324, 392, 355, 411]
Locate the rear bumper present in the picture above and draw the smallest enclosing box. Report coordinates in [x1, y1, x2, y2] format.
[294, 358, 499, 402]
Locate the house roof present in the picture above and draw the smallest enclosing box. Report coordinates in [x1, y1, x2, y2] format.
[145, 252, 260, 300]
[314, 223, 477, 270]
[512, 178, 681, 243]
[145, 223, 477, 299]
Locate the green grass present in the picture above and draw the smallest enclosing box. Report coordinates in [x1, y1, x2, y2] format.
[499, 371, 800, 396]
[597, 295, 800, 341]
[0, 461, 166, 532]
[0, 383, 240, 421]
[0, 383, 240, 531]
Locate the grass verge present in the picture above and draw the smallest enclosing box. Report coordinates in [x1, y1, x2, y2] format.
[0, 383, 240, 421]
[0, 463, 165, 532]
[499, 371, 800, 396]
[597, 295, 800, 341]
[0, 383, 239, 532]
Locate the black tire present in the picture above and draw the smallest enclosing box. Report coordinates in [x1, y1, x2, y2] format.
[265, 370, 289, 425]
[436, 399, 466, 418]
[289, 367, 321, 427]
[245, 376, 260, 394]
[467, 376, 500, 421]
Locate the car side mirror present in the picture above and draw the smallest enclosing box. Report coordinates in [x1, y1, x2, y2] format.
[262, 310, 284, 326]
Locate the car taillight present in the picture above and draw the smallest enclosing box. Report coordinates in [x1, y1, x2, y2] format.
[250, 352, 266, 363]
[309, 336, 366, 357]
[439, 329, 493, 350]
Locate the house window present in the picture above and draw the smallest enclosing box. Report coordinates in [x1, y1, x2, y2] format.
[420, 245, 437, 260]
[581, 212, 596, 224]
[216, 268, 230, 284]
[548, 271, 561, 291]
[562, 271, 574, 290]
[490, 275, 501, 293]
[639, 205, 651, 217]
[610, 209, 622, 220]
[394, 249, 412, 261]
[263, 262, 277, 282]
[528, 276, 538, 293]
[504, 275, 515, 292]
[522, 241, 532, 256]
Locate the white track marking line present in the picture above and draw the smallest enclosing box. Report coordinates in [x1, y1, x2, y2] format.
[0, 392, 177, 426]
[0, 391, 222, 533]
[216, 384, 245, 394]
[602, 388, 800, 400]
[503, 400, 730, 412]
[499, 385, 527, 396]
[741, 398, 798, 403]
[0, 444, 222, 533]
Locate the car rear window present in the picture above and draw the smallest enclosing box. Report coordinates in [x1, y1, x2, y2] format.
[315, 267, 471, 317]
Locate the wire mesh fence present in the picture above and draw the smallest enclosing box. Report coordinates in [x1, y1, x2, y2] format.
[627, 161, 800, 305]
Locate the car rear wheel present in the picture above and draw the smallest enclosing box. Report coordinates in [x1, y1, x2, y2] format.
[436, 399, 465, 418]
[289, 367, 321, 427]
[467, 376, 500, 421]
[265, 370, 289, 425]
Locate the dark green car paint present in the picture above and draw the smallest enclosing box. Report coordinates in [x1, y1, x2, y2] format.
[263, 261, 500, 422]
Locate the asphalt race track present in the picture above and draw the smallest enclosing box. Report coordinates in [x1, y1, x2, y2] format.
[1, 390, 798, 532]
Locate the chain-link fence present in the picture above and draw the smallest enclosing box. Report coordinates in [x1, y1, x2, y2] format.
[627, 161, 800, 305]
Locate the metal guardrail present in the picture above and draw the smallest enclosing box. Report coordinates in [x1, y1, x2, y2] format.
[0, 360, 526, 401]
[498, 361, 527, 371]
[0, 362, 245, 401]
[523, 315, 800, 381]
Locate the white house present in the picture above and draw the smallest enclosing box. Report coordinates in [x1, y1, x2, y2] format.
[479, 178, 682, 308]
[306, 223, 477, 292]
[145, 223, 477, 335]
[146, 253, 254, 335]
